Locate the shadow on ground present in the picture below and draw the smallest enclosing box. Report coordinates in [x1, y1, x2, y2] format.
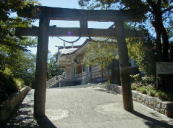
[35, 115, 58, 128]
[130, 110, 173, 128]
[2, 90, 59, 128]
[2, 86, 173, 128]
[2, 103, 39, 128]
[94, 88, 120, 95]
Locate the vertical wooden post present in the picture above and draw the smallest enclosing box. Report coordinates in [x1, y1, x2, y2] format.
[116, 21, 133, 111]
[80, 14, 88, 36]
[34, 15, 50, 117]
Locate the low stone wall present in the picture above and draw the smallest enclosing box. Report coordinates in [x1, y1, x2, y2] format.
[0, 86, 31, 123]
[106, 84, 173, 118]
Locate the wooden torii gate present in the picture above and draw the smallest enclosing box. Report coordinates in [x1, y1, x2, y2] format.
[17, 6, 144, 118]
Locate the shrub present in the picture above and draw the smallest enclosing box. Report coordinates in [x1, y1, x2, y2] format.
[130, 74, 141, 82]
[131, 83, 138, 90]
[131, 84, 173, 101]
[141, 76, 155, 86]
[13, 78, 25, 90]
[155, 91, 170, 101]
[0, 72, 19, 103]
[148, 89, 157, 97]
[130, 73, 155, 89]
[136, 86, 147, 94]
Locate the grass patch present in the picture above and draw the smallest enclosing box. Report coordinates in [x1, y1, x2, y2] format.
[132, 84, 173, 101]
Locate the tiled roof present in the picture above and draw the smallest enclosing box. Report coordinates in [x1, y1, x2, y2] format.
[59, 48, 78, 55]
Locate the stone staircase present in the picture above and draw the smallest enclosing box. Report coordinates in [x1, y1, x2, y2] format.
[46, 76, 60, 88]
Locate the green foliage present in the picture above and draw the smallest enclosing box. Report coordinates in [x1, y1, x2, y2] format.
[79, 0, 146, 10]
[0, 0, 38, 86]
[127, 38, 156, 75]
[0, 72, 19, 103]
[132, 84, 173, 101]
[13, 78, 25, 89]
[155, 91, 173, 101]
[130, 73, 155, 87]
[130, 74, 141, 83]
[79, 0, 173, 61]
[84, 41, 118, 69]
[141, 76, 155, 85]
[136, 86, 147, 94]
[47, 55, 64, 79]
[0, 0, 38, 50]
[12, 52, 36, 85]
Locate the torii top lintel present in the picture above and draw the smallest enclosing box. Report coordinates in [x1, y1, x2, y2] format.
[19, 6, 145, 22]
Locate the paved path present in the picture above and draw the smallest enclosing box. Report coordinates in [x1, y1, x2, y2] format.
[4, 84, 173, 128]
[45, 85, 173, 128]
[4, 90, 39, 128]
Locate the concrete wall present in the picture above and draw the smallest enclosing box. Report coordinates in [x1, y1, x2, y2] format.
[0, 86, 31, 123]
[106, 84, 173, 118]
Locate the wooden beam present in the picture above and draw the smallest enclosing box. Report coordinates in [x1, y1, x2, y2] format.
[18, 6, 145, 21]
[16, 27, 144, 38]
[34, 16, 50, 117]
[80, 17, 88, 35]
[116, 21, 133, 111]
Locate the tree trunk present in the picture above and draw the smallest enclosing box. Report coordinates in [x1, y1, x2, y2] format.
[34, 16, 50, 117]
[170, 45, 173, 61]
[161, 24, 169, 62]
[116, 21, 133, 111]
[151, 2, 169, 62]
[152, 20, 162, 61]
[151, 3, 171, 91]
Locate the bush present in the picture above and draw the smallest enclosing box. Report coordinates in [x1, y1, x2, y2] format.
[131, 84, 173, 101]
[0, 72, 19, 103]
[13, 78, 25, 90]
[141, 76, 155, 86]
[131, 84, 137, 90]
[136, 86, 147, 94]
[130, 74, 141, 82]
[130, 74, 155, 88]
[148, 89, 157, 97]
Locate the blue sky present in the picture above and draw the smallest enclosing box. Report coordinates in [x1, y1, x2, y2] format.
[29, 0, 113, 55]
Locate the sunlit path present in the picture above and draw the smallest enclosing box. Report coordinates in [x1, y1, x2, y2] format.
[45, 84, 173, 128]
[4, 84, 173, 128]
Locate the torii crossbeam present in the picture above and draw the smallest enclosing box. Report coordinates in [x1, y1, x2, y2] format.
[16, 6, 145, 118]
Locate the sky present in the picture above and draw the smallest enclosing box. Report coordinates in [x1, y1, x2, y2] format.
[29, 0, 114, 55]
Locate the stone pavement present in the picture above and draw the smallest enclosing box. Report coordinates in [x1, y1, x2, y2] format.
[45, 85, 173, 128]
[3, 84, 173, 128]
[3, 90, 39, 128]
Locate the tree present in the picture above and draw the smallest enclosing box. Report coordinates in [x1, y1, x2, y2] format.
[127, 37, 156, 76]
[79, 0, 173, 62]
[47, 54, 63, 79]
[0, 0, 37, 102]
[12, 52, 36, 85]
[0, 0, 38, 49]
[84, 40, 119, 82]
[0, 0, 38, 84]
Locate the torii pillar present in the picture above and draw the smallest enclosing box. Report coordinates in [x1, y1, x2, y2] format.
[116, 21, 133, 111]
[34, 14, 50, 117]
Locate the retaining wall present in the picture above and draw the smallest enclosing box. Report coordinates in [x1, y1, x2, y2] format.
[106, 84, 173, 118]
[0, 86, 31, 123]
